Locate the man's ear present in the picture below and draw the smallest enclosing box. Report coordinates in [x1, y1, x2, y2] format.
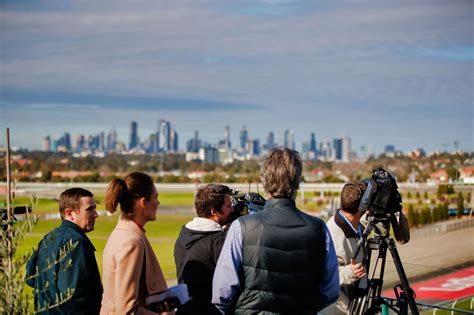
[64, 208, 75, 220]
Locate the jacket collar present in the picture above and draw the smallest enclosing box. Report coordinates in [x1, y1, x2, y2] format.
[264, 198, 296, 210]
[334, 210, 359, 239]
[116, 215, 146, 235]
[60, 220, 96, 251]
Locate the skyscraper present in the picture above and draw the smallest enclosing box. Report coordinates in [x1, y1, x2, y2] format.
[310, 133, 317, 153]
[283, 130, 295, 150]
[158, 119, 171, 152]
[107, 129, 118, 152]
[129, 121, 138, 150]
[170, 128, 178, 152]
[265, 131, 275, 150]
[42, 136, 51, 152]
[240, 126, 248, 151]
[224, 125, 231, 149]
[333, 137, 351, 162]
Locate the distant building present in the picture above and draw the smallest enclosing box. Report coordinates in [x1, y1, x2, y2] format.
[107, 129, 118, 152]
[385, 145, 396, 154]
[187, 130, 202, 153]
[199, 147, 219, 164]
[224, 125, 231, 149]
[240, 126, 248, 151]
[129, 121, 138, 150]
[333, 137, 351, 162]
[42, 136, 51, 152]
[264, 131, 276, 150]
[283, 129, 295, 150]
[310, 133, 317, 153]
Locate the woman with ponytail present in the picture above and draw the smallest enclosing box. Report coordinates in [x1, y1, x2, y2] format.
[100, 172, 172, 314]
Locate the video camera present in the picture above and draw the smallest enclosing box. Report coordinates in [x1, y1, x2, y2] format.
[358, 167, 409, 244]
[0, 206, 32, 231]
[229, 190, 266, 223]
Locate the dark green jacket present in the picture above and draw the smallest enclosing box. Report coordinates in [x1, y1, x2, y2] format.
[25, 220, 103, 314]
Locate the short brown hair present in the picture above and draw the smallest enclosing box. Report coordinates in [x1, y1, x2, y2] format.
[194, 184, 232, 218]
[104, 172, 155, 219]
[340, 181, 366, 214]
[59, 187, 94, 220]
[260, 147, 302, 199]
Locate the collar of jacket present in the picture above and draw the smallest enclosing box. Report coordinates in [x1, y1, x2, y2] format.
[61, 219, 96, 251]
[116, 215, 146, 235]
[334, 210, 359, 239]
[263, 197, 296, 210]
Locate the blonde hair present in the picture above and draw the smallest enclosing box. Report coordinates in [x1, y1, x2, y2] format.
[260, 147, 302, 199]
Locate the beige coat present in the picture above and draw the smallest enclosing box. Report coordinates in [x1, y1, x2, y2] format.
[100, 216, 169, 315]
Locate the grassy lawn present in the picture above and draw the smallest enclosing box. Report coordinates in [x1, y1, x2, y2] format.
[420, 297, 473, 314]
[18, 212, 193, 282]
[1, 192, 195, 214]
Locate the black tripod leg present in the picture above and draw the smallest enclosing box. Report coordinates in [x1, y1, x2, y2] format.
[387, 238, 419, 315]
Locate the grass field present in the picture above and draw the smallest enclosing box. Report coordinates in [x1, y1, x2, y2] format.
[1, 192, 196, 214]
[18, 212, 193, 281]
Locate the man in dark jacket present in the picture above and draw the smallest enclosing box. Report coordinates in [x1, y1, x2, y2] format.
[174, 184, 233, 314]
[25, 188, 103, 314]
[212, 147, 339, 314]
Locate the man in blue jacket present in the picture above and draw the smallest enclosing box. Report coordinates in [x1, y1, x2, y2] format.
[26, 188, 102, 314]
[212, 147, 339, 314]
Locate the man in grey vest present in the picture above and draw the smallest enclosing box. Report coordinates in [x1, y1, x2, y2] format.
[212, 147, 339, 314]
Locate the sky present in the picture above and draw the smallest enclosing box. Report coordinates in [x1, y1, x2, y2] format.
[0, 0, 473, 154]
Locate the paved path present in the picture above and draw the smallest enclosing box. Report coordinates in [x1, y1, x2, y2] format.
[379, 226, 474, 289]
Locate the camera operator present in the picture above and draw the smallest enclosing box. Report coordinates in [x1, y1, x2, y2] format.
[212, 147, 339, 314]
[320, 181, 367, 315]
[174, 184, 233, 314]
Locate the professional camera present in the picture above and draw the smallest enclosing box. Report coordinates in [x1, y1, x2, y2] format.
[0, 206, 32, 231]
[229, 190, 266, 222]
[359, 168, 402, 216]
[349, 168, 416, 314]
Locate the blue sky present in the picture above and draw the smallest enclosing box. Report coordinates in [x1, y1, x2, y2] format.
[0, 0, 472, 154]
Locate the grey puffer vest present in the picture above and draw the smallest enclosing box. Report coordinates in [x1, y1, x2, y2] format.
[235, 198, 326, 315]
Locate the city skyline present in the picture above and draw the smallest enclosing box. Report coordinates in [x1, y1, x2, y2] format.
[1, 0, 472, 153]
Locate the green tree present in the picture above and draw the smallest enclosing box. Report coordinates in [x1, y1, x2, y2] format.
[1, 196, 37, 313]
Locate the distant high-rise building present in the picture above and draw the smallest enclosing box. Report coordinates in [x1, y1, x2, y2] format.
[42, 136, 51, 152]
[247, 139, 261, 157]
[99, 132, 105, 152]
[240, 126, 248, 151]
[384, 145, 396, 154]
[170, 129, 178, 152]
[107, 129, 118, 151]
[224, 125, 231, 149]
[158, 119, 172, 152]
[318, 141, 333, 161]
[333, 137, 351, 162]
[310, 133, 317, 153]
[265, 131, 275, 150]
[342, 137, 351, 162]
[283, 130, 295, 150]
[149, 133, 159, 154]
[187, 130, 202, 152]
[129, 121, 138, 150]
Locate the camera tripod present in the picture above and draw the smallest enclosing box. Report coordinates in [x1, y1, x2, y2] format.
[349, 216, 419, 315]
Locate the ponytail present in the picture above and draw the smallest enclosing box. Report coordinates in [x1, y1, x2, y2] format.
[104, 178, 133, 217]
[104, 172, 155, 219]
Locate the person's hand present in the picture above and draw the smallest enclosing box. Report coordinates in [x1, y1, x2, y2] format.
[350, 259, 366, 279]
